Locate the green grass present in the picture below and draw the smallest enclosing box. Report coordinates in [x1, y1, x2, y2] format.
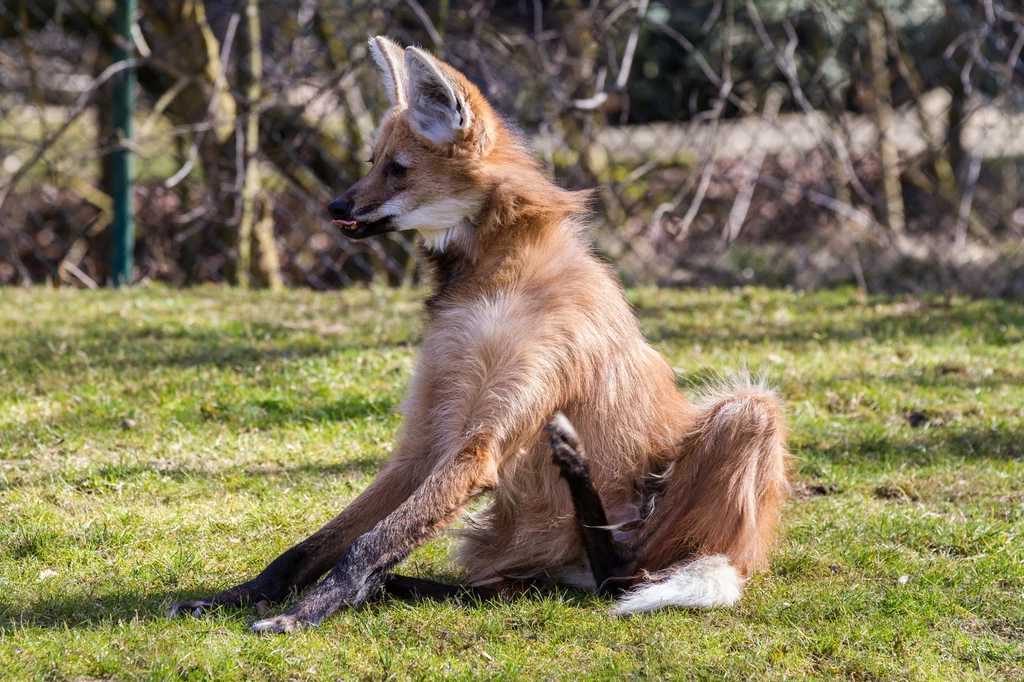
[1, 285, 1022, 681]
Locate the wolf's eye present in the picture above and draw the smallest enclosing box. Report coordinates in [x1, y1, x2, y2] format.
[386, 160, 407, 177]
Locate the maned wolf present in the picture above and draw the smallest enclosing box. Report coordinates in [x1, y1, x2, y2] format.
[169, 36, 791, 633]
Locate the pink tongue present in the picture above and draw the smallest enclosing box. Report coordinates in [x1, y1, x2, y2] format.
[332, 219, 357, 227]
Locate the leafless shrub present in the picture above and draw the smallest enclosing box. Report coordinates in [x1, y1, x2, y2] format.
[1, 0, 1022, 295]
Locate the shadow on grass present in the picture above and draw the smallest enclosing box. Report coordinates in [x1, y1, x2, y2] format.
[2, 327, 335, 376]
[0, 577, 572, 632]
[796, 424, 1024, 465]
[0, 451, 390, 496]
[639, 297, 1024, 348]
[675, 366, 1024, 394]
[0, 392, 400, 454]
[169, 393, 400, 428]
[0, 590, 209, 631]
[1, 317, 416, 381]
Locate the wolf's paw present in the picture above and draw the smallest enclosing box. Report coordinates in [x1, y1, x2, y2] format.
[168, 598, 219, 618]
[546, 412, 586, 474]
[250, 613, 310, 634]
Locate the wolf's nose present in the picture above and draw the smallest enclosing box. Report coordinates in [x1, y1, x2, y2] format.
[328, 198, 353, 221]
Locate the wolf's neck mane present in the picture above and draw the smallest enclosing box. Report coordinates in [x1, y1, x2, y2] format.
[419, 149, 589, 310]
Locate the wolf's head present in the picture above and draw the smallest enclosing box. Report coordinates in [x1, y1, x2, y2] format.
[328, 36, 505, 252]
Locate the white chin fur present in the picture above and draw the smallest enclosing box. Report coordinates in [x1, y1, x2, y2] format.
[418, 223, 467, 252]
[392, 197, 479, 252]
[612, 555, 743, 616]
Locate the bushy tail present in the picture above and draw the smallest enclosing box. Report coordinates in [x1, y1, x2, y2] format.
[611, 555, 742, 615]
[616, 376, 790, 615]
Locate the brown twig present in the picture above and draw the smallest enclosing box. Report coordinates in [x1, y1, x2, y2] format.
[165, 12, 240, 189]
[677, 79, 733, 234]
[725, 88, 782, 245]
[405, 0, 443, 49]
[746, 2, 873, 205]
[0, 57, 142, 218]
[571, 0, 649, 110]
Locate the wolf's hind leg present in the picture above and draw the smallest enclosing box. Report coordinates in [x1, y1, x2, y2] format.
[380, 574, 499, 602]
[546, 412, 627, 596]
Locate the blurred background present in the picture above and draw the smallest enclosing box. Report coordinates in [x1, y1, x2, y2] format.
[1, 0, 1022, 295]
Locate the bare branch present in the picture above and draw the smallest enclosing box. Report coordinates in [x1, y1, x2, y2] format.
[725, 88, 782, 244]
[677, 79, 733, 234]
[165, 12, 240, 189]
[955, 144, 983, 248]
[646, 20, 755, 116]
[615, 0, 648, 90]
[405, 0, 443, 49]
[746, 2, 873, 205]
[571, 0, 648, 110]
[0, 57, 142, 216]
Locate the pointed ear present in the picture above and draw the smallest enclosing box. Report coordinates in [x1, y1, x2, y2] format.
[404, 47, 472, 146]
[368, 36, 407, 108]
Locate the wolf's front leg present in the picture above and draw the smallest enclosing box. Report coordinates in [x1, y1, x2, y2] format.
[251, 438, 498, 633]
[168, 455, 426, 618]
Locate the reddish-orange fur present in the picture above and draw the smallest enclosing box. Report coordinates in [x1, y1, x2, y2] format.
[344, 38, 792, 595]
[170, 37, 791, 630]
[632, 386, 790, 578]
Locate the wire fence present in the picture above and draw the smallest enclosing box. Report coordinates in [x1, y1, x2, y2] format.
[2, 0, 1023, 295]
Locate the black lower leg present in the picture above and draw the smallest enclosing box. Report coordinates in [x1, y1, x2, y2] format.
[380, 574, 499, 602]
[246, 533, 357, 601]
[546, 413, 627, 596]
[168, 535, 343, 617]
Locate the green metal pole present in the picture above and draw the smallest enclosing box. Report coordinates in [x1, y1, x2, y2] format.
[110, 0, 136, 287]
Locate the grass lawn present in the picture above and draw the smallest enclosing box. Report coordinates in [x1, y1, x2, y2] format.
[0, 285, 1022, 680]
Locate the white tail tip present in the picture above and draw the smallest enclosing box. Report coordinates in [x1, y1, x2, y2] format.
[612, 555, 743, 616]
